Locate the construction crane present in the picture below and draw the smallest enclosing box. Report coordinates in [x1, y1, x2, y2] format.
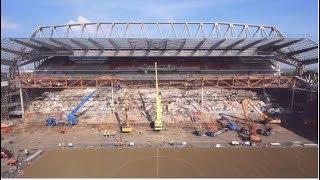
[46, 91, 96, 126]
[121, 90, 133, 133]
[240, 98, 281, 142]
[242, 99, 281, 125]
[153, 62, 163, 131]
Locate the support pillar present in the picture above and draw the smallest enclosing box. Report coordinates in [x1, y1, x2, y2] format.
[291, 80, 296, 111]
[296, 65, 305, 77]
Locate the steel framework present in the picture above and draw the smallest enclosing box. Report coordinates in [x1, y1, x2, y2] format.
[1, 22, 318, 69]
[31, 22, 284, 39]
[17, 74, 295, 89]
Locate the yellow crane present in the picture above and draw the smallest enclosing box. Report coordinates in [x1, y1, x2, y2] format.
[153, 62, 163, 131]
[121, 90, 133, 133]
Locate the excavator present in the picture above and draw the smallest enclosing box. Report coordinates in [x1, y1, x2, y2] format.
[153, 62, 163, 131]
[121, 91, 133, 133]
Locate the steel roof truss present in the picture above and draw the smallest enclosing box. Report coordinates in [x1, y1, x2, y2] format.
[209, 38, 226, 51]
[69, 39, 89, 51]
[10, 38, 41, 50]
[240, 39, 265, 51]
[49, 38, 73, 51]
[286, 46, 318, 56]
[194, 39, 206, 50]
[108, 39, 119, 50]
[257, 38, 284, 50]
[225, 38, 245, 50]
[179, 39, 187, 51]
[88, 38, 104, 51]
[1, 47, 26, 56]
[299, 58, 318, 66]
[30, 38, 58, 51]
[273, 39, 303, 49]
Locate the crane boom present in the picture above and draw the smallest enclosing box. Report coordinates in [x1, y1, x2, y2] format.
[154, 62, 163, 131]
[121, 90, 133, 133]
[67, 91, 95, 125]
[241, 99, 281, 125]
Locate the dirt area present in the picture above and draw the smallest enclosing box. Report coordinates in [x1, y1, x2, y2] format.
[1, 122, 316, 150]
[19, 147, 318, 178]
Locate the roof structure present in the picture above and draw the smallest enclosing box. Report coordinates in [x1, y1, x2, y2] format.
[1, 22, 318, 68]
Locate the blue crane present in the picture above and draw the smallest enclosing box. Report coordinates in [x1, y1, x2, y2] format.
[67, 91, 96, 125]
[46, 91, 96, 126]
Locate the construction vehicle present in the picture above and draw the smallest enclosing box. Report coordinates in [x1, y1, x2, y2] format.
[121, 91, 133, 133]
[240, 99, 263, 142]
[46, 91, 96, 126]
[218, 115, 238, 131]
[242, 99, 281, 125]
[153, 62, 163, 131]
[205, 119, 229, 137]
[6, 151, 21, 166]
[194, 123, 206, 136]
[256, 127, 272, 136]
[238, 127, 262, 142]
[206, 128, 229, 137]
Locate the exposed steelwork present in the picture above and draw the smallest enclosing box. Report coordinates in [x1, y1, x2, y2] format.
[2, 37, 318, 67]
[17, 74, 295, 89]
[1, 22, 318, 69]
[30, 22, 284, 39]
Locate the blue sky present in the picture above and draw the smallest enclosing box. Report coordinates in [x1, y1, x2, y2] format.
[1, 0, 318, 41]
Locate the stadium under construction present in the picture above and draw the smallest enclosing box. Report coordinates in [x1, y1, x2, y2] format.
[1, 22, 319, 178]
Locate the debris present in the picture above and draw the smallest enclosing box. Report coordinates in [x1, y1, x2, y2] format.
[270, 142, 281, 146]
[1, 147, 13, 159]
[24, 150, 43, 162]
[24, 149, 29, 155]
[8, 166, 18, 174]
[68, 143, 73, 147]
[231, 141, 240, 146]
[244, 141, 251, 146]
[1, 123, 13, 134]
[303, 143, 317, 147]
[7, 158, 18, 166]
[128, 142, 135, 146]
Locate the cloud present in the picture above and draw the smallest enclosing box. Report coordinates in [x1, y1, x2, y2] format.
[66, 16, 96, 37]
[1, 17, 20, 30]
[67, 16, 91, 24]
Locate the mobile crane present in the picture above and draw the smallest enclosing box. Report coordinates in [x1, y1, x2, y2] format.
[153, 62, 163, 131]
[46, 91, 96, 126]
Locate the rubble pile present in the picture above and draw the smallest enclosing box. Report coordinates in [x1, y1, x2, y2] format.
[26, 87, 275, 124]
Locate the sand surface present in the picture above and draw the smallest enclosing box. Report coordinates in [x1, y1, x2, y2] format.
[21, 147, 318, 178]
